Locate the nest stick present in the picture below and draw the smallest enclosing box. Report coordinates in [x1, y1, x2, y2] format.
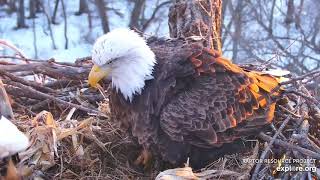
[0, 69, 57, 93]
[251, 115, 292, 180]
[6, 80, 106, 117]
[258, 132, 320, 159]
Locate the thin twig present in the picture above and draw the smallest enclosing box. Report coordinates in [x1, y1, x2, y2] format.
[39, 1, 57, 49]
[61, 0, 68, 49]
[285, 90, 319, 104]
[0, 39, 27, 58]
[258, 132, 320, 159]
[7, 80, 106, 117]
[281, 70, 320, 85]
[251, 115, 292, 180]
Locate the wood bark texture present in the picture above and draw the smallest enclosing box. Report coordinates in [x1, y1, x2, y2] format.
[169, 0, 222, 51]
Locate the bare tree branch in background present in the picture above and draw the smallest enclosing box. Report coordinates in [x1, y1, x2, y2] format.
[35, 0, 41, 12]
[87, 7, 92, 30]
[4, 0, 318, 78]
[28, 0, 37, 18]
[51, 0, 60, 24]
[16, 0, 27, 28]
[141, 0, 171, 32]
[294, 0, 303, 29]
[94, 0, 110, 33]
[8, 0, 17, 13]
[221, 0, 320, 76]
[40, 1, 57, 49]
[61, 0, 68, 49]
[285, 0, 295, 25]
[128, 0, 171, 33]
[75, 0, 88, 16]
[129, 0, 145, 30]
[0, 0, 7, 6]
[32, 16, 38, 58]
[231, 0, 243, 62]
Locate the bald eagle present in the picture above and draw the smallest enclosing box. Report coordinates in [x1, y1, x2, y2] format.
[88, 28, 283, 166]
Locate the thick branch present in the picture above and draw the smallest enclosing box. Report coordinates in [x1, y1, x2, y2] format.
[0, 62, 90, 80]
[169, 0, 222, 51]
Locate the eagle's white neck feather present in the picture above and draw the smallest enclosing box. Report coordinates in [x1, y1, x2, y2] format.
[92, 28, 156, 101]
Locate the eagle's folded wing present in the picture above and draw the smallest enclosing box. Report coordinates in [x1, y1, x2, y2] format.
[160, 46, 282, 148]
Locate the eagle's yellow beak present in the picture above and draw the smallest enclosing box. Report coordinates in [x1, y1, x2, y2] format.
[88, 64, 111, 87]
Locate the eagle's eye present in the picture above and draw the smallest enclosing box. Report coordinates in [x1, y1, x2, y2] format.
[107, 58, 119, 65]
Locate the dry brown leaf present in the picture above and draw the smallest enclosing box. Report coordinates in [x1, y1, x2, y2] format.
[32, 111, 57, 128]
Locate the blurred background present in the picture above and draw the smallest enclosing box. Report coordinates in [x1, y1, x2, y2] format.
[0, 0, 319, 75]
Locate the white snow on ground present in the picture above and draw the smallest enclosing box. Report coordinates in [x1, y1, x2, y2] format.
[0, 0, 169, 62]
[0, 1, 102, 62]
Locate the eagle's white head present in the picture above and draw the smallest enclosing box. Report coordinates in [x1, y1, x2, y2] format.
[88, 28, 156, 101]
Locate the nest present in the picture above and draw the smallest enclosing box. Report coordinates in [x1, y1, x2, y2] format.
[0, 40, 319, 179]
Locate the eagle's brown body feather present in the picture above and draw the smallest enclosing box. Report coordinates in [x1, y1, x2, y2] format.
[109, 39, 282, 165]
